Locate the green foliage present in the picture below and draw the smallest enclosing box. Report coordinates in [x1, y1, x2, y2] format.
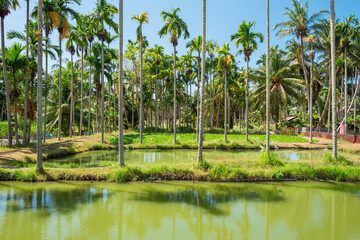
[258, 152, 285, 167]
[322, 153, 354, 166]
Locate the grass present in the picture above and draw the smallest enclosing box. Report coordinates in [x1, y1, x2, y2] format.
[1, 158, 359, 182]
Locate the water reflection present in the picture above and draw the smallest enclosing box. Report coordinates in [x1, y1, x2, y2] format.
[1, 182, 360, 240]
[48, 149, 353, 167]
[131, 184, 285, 216]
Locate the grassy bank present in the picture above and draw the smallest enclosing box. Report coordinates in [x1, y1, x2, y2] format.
[1, 159, 359, 182]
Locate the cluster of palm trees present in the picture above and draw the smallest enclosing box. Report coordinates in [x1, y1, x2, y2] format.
[0, 0, 357, 170]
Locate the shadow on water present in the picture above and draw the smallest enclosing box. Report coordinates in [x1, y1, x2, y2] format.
[0, 182, 112, 216]
[130, 184, 285, 216]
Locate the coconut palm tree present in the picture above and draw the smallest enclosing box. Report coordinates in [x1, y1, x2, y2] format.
[89, 0, 118, 144]
[159, 7, 190, 144]
[337, 15, 358, 135]
[231, 20, 264, 142]
[217, 43, 235, 141]
[197, 0, 206, 165]
[131, 12, 148, 144]
[85, 15, 94, 134]
[330, 0, 337, 158]
[274, 0, 327, 129]
[36, 0, 44, 173]
[0, 0, 20, 148]
[118, 0, 124, 167]
[53, 0, 81, 140]
[253, 46, 305, 129]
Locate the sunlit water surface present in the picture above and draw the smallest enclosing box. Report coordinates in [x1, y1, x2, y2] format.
[46, 149, 358, 167]
[0, 181, 360, 240]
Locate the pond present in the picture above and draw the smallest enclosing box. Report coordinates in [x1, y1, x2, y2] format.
[0, 181, 359, 239]
[47, 149, 358, 167]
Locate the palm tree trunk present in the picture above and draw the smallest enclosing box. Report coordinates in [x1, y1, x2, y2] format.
[173, 45, 177, 144]
[36, 0, 44, 173]
[155, 69, 158, 132]
[330, 0, 337, 158]
[355, 68, 358, 133]
[58, 31, 62, 140]
[108, 76, 111, 133]
[14, 95, 19, 146]
[245, 58, 249, 142]
[80, 49, 84, 136]
[43, 37, 48, 143]
[310, 49, 314, 143]
[101, 40, 105, 143]
[1, 17, 12, 148]
[197, 0, 206, 165]
[300, 35, 310, 124]
[119, 0, 124, 167]
[23, 0, 30, 145]
[344, 48, 348, 134]
[210, 70, 213, 129]
[224, 68, 227, 141]
[140, 28, 144, 144]
[266, 0, 270, 152]
[1, 101, 4, 121]
[70, 54, 74, 137]
[88, 41, 92, 134]
[196, 58, 200, 141]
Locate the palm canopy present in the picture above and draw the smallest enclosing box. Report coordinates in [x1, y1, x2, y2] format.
[0, 0, 20, 18]
[230, 21, 264, 59]
[274, 0, 327, 39]
[5, 42, 26, 75]
[337, 15, 358, 49]
[186, 36, 202, 57]
[89, 0, 118, 41]
[131, 12, 149, 42]
[252, 46, 305, 124]
[158, 7, 190, 46]
[217, 43, 235, 70]
[31, 0, 58, 37]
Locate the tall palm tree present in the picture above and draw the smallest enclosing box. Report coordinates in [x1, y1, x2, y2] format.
[65, 25, 76, 137]
[330, 0, 337, 158]
[5, 43, 26, 147]
[274, 0, 326, 130]
[32, 0, 58, 143]
[89, 0, 118, 144]
[23, 0, 30, 145]
[74, 15, 88, 136]
[197, 0, 206, 165]
[118, 0, 124, 167]
[131, 12, 148, 144]
[231, 20, 264, 142]
[0, 0, 20, 148]
[266, 0, 270, 152]
[54, 0, 81, 140]
[36, 0, 44, 173]
[85, 15, 94, 134]
[337, 15, 357, 135]
[159, 7, 190, 144]
[217, 43, 235, 141]
[186, 35, 202, 139]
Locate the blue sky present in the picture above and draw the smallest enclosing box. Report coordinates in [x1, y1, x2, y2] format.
[4, 0, 360, 69]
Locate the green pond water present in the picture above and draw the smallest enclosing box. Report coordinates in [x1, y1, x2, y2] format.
[0, 181, 360, 240]
[47, 149, 358, 167]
